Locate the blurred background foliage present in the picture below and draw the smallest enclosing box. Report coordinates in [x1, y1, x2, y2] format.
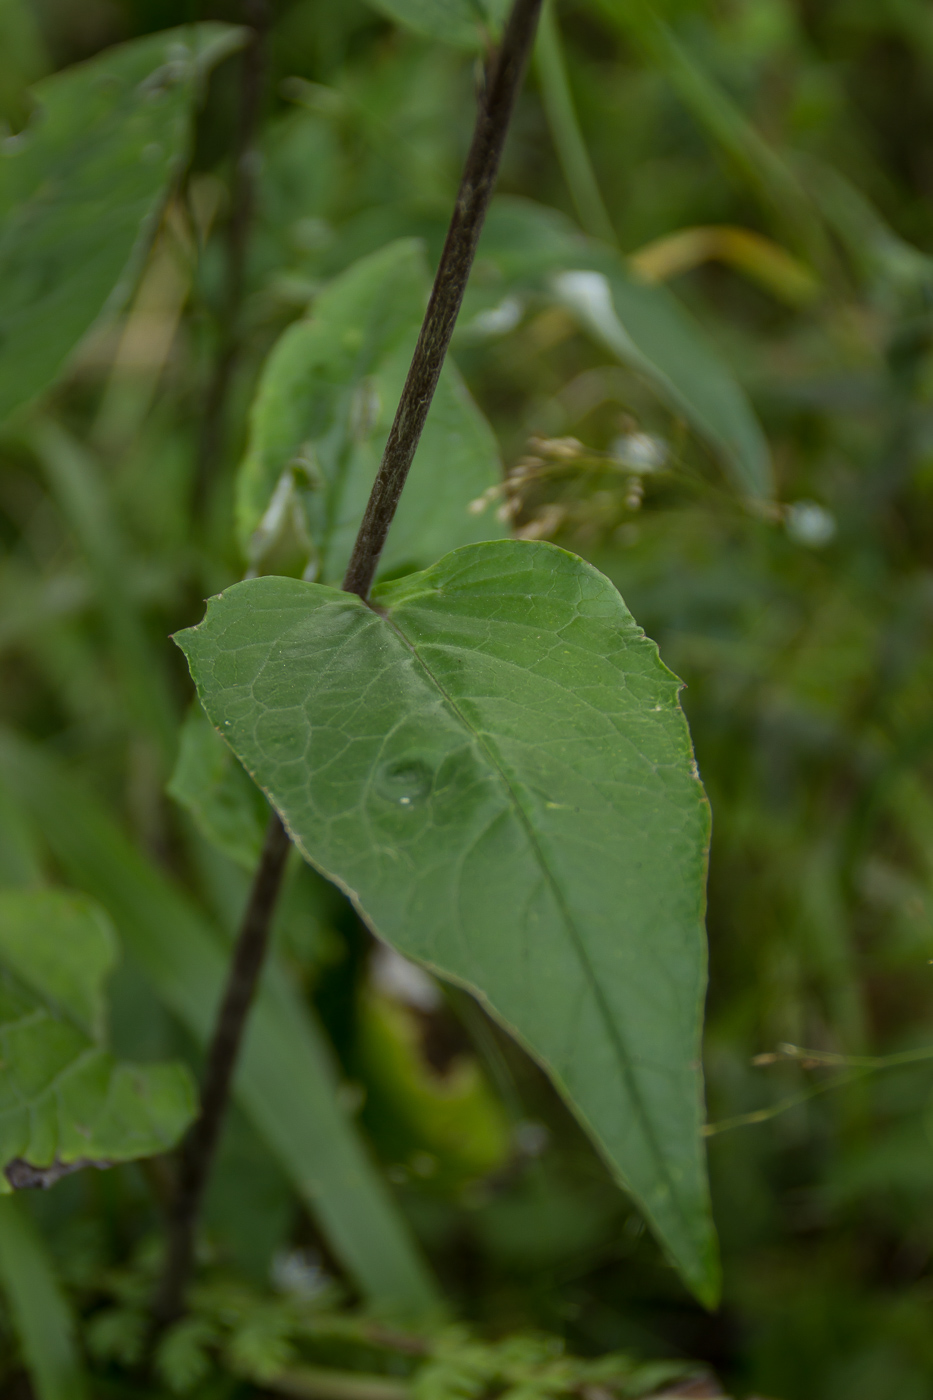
[3, 0, 933, 1396]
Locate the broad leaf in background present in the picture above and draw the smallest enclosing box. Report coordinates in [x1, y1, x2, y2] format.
[0, 737, 439, 1317]
[0, 22, 243, 423]
[177, 540, 719, 1304]
[237, 238, 504, 583]
[0, 889, 196, 1186]
[474, 199, 772, 500]
[169, 703, 268, 871]
[364, 0, 509, 49]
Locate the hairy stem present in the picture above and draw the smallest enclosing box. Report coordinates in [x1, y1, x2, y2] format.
[193, 0, 270, 509]
[341, 0, 544, 599]
[152, 0, 542, 1338]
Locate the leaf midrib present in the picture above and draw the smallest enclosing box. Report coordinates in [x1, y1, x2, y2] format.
[376, 599, 692, 1239]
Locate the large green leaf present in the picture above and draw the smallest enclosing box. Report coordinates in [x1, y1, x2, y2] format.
[0, 22, 243, 423]
[474, 198, 772, 500]
[176, 539, 719, 1304]
[237, 238, 504, 582]
[0, 1197, 87, 1400]
[0, 735, 439, 1317]
[0, 889, 195, 1187]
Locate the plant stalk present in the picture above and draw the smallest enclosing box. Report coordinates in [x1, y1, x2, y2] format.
[150, 811, 291, 1333]
[341, 0, 544, 599]
[152, 0, 542, 1338]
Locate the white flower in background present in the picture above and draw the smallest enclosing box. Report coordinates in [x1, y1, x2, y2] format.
[370, 942, 442, 1011]
[610, 431, 668, 473]
[464, 295, 523, 338]
[785, 499, 837, 547]
[270, 1248, 330, 1298]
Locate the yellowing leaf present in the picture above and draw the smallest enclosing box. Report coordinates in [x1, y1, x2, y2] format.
[630, 225, 819, 307]
[358, 991, 511, 1189]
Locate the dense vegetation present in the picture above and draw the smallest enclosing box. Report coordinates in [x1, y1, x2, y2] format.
[2, 0, 933, 1397]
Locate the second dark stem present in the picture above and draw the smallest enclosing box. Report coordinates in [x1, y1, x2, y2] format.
[151, 812, 291, 1332]
[193, 0, 269, 510]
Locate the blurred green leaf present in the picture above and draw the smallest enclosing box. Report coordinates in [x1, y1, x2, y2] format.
[155, 1315, 220, 1394]
[800, 158, 933, 298]
[358, 990, 511, 1189]
[0, 782, 43, 887]
[589, 0, 824, 262]
[0, 1195, 87, 1400]
[0, 0, 48, 130]
[0, 888, 196, 1185]
[30, 420, 177, 760]
[176, 539, 719, 1304]
[168, 704, 268, 870]
[237, 238, 505, 581]
[0, 22, 243, 423]
[0, 733, 439, 1317]
[363, 0, 508, 50]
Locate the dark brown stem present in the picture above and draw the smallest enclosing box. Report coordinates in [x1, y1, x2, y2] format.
[341, 0, 544, 598]
[151, 0, 541, 1342]
[193, 0, 270, 510]
[150, 812, 291, 1334]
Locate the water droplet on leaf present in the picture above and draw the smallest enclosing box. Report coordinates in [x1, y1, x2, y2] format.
[377, 760, 432, 808]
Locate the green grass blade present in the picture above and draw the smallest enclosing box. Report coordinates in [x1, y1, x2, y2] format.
[592, 0, 825, 264]
[0, 1196, 87, 1400]
[29, 420, 177, 762]
[534, 1, 616, 244]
